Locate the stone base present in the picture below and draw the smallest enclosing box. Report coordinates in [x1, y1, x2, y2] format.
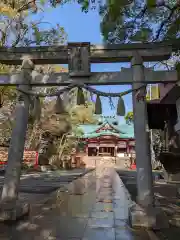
[165, 172, 180, 183]
[0, 202, 30, 222]
[130, 204, 169, 229]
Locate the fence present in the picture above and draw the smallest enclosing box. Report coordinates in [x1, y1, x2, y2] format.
[0, 148, 38, 170]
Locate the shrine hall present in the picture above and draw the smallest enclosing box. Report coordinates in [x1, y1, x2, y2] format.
[75, 116, 135, 167]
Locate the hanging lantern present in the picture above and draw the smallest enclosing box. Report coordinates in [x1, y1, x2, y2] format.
[32, 97, 41, 121]
[77, 87, 85, 105]
[54, 95, 66, 114]
[116, 97, 125, 116]
[95, 95, 102, 115]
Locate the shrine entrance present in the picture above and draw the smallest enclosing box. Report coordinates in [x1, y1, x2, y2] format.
[87, 146, 115, 157]
[99, 146, 115, 157]
[0, 41, 179, 227]
[87, 147, 97, 156]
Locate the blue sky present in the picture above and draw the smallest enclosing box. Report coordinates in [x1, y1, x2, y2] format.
[33, 2, 133, 121]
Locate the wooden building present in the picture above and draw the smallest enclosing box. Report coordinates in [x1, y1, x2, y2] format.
[74, 116, 135, 168]
[147, 83, 180, 181]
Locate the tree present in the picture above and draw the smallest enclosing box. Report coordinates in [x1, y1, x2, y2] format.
[76, 0, 180, 68]
[0, 1, 67, 47]
[97, 0, 180, 44]
[53, 0, 179, 44]
[0, 1, 67, 145]
[124, 111, 133, 124]
[70, 101, 98, 125]
[36, 91, 97, 168]
[53, 127, 84, 169]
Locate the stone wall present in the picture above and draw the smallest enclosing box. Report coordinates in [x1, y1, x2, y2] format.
[80, 155, 130, 169]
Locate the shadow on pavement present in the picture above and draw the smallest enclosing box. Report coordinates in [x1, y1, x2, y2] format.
[0, 168, 94, 195]
[116, 169, 180, 240]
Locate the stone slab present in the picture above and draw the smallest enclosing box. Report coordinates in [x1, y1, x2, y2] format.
[0, 202, 29, 222]
[130, 204, 169, 229]
[0, 166, 156, 239]
[83, 227, 115, 240]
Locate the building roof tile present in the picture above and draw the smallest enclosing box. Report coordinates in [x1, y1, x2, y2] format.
[78, 116, 134, 139]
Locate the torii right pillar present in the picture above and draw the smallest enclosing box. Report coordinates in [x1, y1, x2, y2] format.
[131, 52, 169, 229]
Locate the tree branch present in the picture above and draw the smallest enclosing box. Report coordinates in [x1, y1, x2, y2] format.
[153, 4, 179, 41]
[17, 1, 37, 13]
[129, 1, 180, 42]
[120, 1, 173, 43]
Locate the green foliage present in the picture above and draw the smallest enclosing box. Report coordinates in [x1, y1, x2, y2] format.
[81, 0, 89, 13]
[75, 0, 179, 43]
[0, 1, 67, 47]
[70, 102, 98, 124]
[124, 111, 133, 124]
[130, 28, 153, 42]
[147, 0, 156, 7]
[0, 1, 68, 145]
[74, 0, 179, 69]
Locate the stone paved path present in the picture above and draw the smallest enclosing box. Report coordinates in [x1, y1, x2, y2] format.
[0, 167, 151, 239]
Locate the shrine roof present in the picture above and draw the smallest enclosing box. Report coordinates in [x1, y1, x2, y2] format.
[78, 117, 134, 139]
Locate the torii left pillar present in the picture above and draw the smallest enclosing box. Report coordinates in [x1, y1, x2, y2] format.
[0, 58, 33, 221]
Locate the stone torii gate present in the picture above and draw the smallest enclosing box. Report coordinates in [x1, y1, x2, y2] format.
[0, 41, 179, 227]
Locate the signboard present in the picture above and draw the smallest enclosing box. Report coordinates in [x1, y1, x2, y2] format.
[118, 141, 127, 148]
[146, 85, 160, 100]
[101, 136, 112, 140]
[88, 139, 98, 143]
[130, 149, 136, 154]
[23, 151, 38, 165]
[99, 144, 115, 147]
[88, 143, 97, 148]
[0, 149, 38, 170]
[129, 141, 135, 146]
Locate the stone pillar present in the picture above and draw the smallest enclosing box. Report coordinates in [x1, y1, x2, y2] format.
[85, 145, 88, 155]
[71, 154, 76, 168]
[96, 146, 99, 156]
[114, 146, 117, 165]
[131, 52, 154, 207]
[114, 145, 117, 157]
[174, 97, 180, 132]
[0, 58, 33, 221]
[130, 53, 169, 229]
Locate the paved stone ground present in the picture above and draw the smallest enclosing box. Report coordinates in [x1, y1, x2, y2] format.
[117, 169, 180, 240]
[0, 168, 93, 204]
[0, 166, 150, 240]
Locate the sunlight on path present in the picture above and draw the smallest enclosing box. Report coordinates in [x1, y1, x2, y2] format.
[0, 166, 150, 239]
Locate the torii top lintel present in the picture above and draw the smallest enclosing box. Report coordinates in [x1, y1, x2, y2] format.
[0, 40, 179, 65]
